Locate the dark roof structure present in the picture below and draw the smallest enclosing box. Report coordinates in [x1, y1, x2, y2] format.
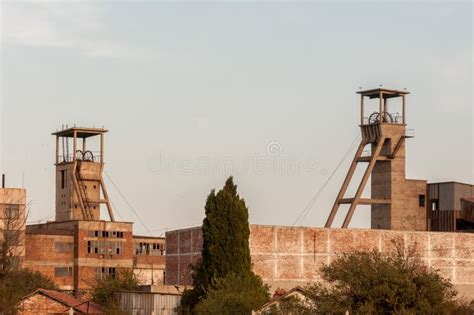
[22, 289, 103, 314]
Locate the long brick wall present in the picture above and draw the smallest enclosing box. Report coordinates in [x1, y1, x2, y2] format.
[165, 225, 474, 299]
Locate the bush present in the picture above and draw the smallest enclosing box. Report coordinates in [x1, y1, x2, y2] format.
[315, 248, 457, 314]
[0, 268, 57, 314]
[91, 269, 140, 309]
[267, 244, 462, 315]
[194, 273, 270, 315]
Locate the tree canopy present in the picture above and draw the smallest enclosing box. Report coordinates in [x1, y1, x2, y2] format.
[0, 268, 57, 314]
[266, 243, 468, 315]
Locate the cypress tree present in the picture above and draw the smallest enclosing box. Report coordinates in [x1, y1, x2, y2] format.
[181, 176, 267, 312]
[199, 176, 252, 289]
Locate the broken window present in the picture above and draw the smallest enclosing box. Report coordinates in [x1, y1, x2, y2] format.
[419, 194, 426, 207]
[54, 267, 73, 277]
[87, 240, 123, 255]
[95, 267, 116, 279]
[135, 241, 164, 256]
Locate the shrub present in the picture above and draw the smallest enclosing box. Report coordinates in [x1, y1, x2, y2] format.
[0, 268, 57, 314]
[194, 273, 269, 315]
[91, 268, 140, 309]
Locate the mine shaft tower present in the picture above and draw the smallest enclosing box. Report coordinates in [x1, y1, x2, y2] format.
[53, 127, 115, 222]
[325, 88, 427, 230]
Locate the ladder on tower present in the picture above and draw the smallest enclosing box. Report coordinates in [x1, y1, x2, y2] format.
[76, 167, 95, 220]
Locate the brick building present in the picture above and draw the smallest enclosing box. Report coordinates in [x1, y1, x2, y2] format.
[24, 221, 165, 293]
[19, 127, 164, 294]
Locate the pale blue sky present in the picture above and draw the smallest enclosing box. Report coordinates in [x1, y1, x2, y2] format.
[1, 1, 472, 235]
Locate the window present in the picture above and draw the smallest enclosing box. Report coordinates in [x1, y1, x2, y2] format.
[431, 199, 439, 211]
[87, 240, 123, 255]
[3, 204, 20, 219]
[135, 242, 164, 256]
[419, 195, 426, 207]
[60, 170, 66, 189]
[54, 242, 73, 253]
[5, 230, 20, 246]
[54, 267, 73, 277]
[95, 267, 116, 279]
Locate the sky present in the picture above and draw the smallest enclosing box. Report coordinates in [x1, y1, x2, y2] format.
[0, 1, 472, 236]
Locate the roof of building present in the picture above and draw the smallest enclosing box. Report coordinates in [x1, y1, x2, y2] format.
[256, 286, 308, 312]
[356, 88, 410, 99]
[26, 219, 134, 229]
[52, 127, 108, 138]
[22, 289, 103, 314]
[115, 285, 183, 295]
[428, 181, 474, 187]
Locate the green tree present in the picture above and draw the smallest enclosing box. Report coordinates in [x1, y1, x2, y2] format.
[0, 268, 57, 314]
[91, 268, 140, 312]
[180, 177, 269, 313]
[267, 243, 463, 315]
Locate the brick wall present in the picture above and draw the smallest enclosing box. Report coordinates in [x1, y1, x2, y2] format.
[18, 293, 69, 315]
[165, 225, 474, 299]
[24, 234, 75, 290]
[25, 220, 166, 292]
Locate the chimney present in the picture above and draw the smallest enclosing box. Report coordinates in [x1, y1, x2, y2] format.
[2, 174, 5, 188]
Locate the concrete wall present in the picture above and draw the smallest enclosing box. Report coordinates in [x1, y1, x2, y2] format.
[165, 225, 474, 299]
[0, 188, 27, 268]
[56, 161, 102, 221]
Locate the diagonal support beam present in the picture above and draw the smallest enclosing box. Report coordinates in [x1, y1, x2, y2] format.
[71, 161, 87, 220]
[100, 164, 115, 222]
[341, 137, 385, 228]
[325, 141, 366, 228]
[388, 136, 405, 159]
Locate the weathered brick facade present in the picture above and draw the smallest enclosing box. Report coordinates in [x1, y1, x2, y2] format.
[25, 220, 165, 293]
[165, 225, 474, 299]
[18, 293, 71, 315]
